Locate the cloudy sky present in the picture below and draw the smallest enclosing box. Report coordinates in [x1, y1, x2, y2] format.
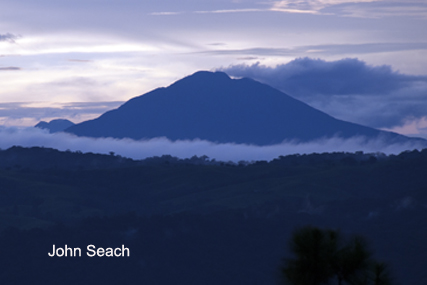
[1, 0, 427, 137]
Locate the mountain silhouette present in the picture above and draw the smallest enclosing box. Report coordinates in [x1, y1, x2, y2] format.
[35, 119, 75, 133]
[65, 71, 420, 145]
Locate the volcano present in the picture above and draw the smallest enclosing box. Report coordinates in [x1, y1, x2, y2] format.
[65, 71, 418, 145]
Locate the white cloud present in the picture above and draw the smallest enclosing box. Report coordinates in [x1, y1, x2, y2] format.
[195, 8, 266, 14]
[270, 0, 427, 19]
[150, 11, 183, 16]
[0, 127, 424, 162]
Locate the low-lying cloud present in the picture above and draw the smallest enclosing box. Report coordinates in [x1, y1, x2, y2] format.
[0, 127, 424, 162]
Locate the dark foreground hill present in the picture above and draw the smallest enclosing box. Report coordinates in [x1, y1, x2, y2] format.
[65, 71, 416, 145]
[0, 147, 427, 284]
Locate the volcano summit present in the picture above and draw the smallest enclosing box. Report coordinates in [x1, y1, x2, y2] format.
[65, 71, 418, 145]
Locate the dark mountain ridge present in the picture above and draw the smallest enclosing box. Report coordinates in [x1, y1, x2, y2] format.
[35, 119, 74, 133]
[65, 71, 418, 145]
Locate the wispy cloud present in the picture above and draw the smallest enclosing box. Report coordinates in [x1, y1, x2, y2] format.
[148, 0, 426, 18]
[0, 101, 123, 126]
[68, 59, 92, 63]
[150, 11, 183, 16]
[329, 0, 427, 18]
[0, 67, 21, 71]
[270, 0, 427, 18]
[271, 0, 379, 14]
[198, 42, 427, 57]
[150, 8, 267, 16]
[207, 43, 226, 46]
[0, 127, 424, 162]
[194, 8, 266, 14]
[237, 56, 259, 60]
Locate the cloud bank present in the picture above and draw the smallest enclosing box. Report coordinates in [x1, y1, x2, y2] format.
[222, 57, 426, 97]
[0, 127, 424, 162]
[221, 58, 427, 137]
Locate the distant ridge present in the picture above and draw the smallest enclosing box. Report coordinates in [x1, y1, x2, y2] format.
[65, 71, 422, 145]
[35, 119, 75, 133]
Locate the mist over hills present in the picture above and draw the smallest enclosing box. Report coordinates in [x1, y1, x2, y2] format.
[65, 71, 418, 145]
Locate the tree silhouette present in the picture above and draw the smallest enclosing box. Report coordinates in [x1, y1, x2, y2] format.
[281, 226, 392, 285]
[333, 236, 371, 285]
[282, 227, 337, 285]
[370, 262, 392, 285]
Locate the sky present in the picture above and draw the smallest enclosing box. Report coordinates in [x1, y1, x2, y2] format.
[1, 0, 427, 139]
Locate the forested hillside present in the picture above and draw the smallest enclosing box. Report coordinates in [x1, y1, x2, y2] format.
[0, 146, 426, 284]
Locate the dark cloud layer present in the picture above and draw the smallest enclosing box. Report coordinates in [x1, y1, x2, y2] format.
[220, 58, 427, 131]
[221, 57, 427, 96]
